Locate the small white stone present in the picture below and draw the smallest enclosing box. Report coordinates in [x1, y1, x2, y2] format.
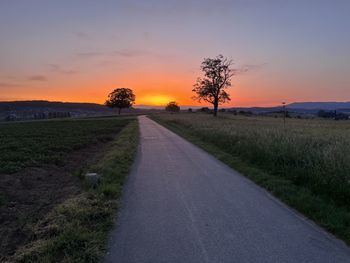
[85, 172, 101, 187]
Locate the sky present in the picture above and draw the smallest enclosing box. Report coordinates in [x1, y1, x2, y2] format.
[0, 0, 349, 107]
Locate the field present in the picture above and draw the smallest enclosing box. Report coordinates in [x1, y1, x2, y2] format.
[0, 117, 138, 262]
[152, 113, 350, 243]
[0, 118, 131, 174]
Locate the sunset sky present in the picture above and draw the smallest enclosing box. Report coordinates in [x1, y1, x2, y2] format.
[1, 0, 349, 107]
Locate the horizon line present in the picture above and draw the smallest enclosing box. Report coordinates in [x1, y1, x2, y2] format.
[0, 99, 350, 109]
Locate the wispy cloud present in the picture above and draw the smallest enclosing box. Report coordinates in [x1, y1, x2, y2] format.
[48, 64, 78, 74]
[75, 51, 104, 59]
[27, 75, 48, 81]
[234, 63, 267, 75]
[0, 96, 21, 101]
[75, 49, 160, 60]
[111, 49, 150, 57]
[73, 31, 90, 39]
[0, 82, 21, 88]
[3, 76, 19, 81]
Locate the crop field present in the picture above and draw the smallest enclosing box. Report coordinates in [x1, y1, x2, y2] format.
[0, 117, 138, 261]
[0, 118, 132, 174]
[152, 112, 350, 242]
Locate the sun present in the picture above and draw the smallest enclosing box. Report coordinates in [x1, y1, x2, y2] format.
[137, 94, 175, 106]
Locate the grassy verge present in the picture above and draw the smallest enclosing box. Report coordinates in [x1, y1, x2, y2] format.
[11, 120, 139, 262]
[150, 113, 350, 244]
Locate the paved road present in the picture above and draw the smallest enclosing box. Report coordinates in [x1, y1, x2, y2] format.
[105, 116, 350, 263]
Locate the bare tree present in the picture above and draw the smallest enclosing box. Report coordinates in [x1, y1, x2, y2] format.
[105, 88, 135, 114]
[192, 55, 234, 116]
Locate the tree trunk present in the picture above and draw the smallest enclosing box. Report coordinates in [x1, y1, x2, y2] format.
[118, 108, 121, 115]
[213, 102, 218, 117]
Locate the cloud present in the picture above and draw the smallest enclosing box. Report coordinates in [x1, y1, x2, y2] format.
[0, 96, 21, 101]
[75, 49, 161, 60]
[27, 75, 47, 81]
[75, 51, 103, 59]
[73, 31, 90, 39]
[234, 63, 267, 75]
[111, 49, 150, 57]
[0, 82, 21, 88]
[95, 60, 115, 67]
[3, 76, 18, 81]
[1, 75, 47, 87]
[48, 64, 78, 74]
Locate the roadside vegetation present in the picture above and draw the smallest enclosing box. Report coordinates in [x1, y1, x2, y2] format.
[151, 112, 350, 243]
[0, 117, 138, 262]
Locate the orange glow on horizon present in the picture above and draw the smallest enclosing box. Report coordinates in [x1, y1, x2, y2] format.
[137, 94, 176, 106]
[2, 61, 345, 108]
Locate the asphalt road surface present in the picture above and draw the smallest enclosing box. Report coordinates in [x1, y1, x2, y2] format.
[105, 116, 350, 263]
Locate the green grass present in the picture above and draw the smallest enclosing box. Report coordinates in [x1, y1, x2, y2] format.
[11, 120, 139, 262]
[151, 112, 350, 244]
[0, 118, 131, 174]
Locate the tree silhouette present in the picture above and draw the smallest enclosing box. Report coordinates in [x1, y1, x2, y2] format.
[105, 88, 135, 114]
[192, 55, 234, 116]
[165, 101, 180, 113]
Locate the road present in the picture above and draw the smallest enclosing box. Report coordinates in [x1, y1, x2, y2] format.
[105, 116, 350, 263]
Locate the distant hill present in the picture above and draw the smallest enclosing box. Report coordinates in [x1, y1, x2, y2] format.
[0, 100, 111, 112]
[287, 102, 350, 110]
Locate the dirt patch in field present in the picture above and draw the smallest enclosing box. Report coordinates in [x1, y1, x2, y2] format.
[0, 141, 112, 260]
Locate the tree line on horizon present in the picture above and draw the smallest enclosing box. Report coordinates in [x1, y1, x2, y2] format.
[105, 54, 233, 116]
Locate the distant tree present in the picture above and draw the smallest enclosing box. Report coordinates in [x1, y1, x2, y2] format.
[335, 113, 349, 120]
[318, 110, 326, 118]
[105, 88, 135, 114]
[192, 55, 234, 116]
[238, 110, 253, 116]
[198, 107, 210, 113]
[318, 110, 334, 119]
[319, 110, 349, 120]
[165, 101, 180, 113]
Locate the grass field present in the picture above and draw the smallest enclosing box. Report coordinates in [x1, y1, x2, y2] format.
[151, 112, 350, 243]
[0, 117, 139, 262]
